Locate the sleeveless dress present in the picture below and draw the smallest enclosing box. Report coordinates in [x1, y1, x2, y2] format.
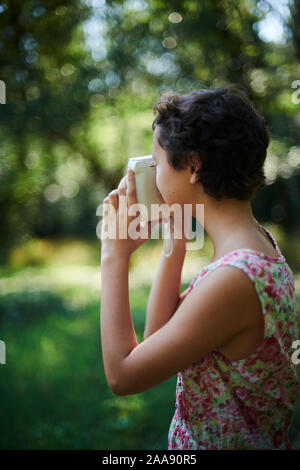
[168, 224, 300, 450]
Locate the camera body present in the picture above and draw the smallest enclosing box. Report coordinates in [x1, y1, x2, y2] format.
[127, 155, 163, 223]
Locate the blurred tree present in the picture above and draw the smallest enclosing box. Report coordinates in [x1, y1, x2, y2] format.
[99, 0, 300, 229]
[289, 0, 300, 60]
[0, 0, 107, 261]
[1, 0, 299, 262]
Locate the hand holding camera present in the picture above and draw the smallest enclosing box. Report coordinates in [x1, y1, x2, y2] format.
[127, 155, 175, 256]
[101, 154, 189, 260]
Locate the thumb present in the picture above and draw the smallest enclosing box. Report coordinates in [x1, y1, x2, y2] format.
[149, 215, 169, 228]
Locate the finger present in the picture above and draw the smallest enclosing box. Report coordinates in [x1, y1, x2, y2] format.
[149, 216, 165, 228]
[118, 183, 128, 218]
[147, 216, 167, 236]
[101, 203, 108, 219]
[108, 189, 119, 210]
[118, 175, 127, 191]
[117, 176, 127, 201]
[127, 169, 138, 208]
[148, 219, 159, 233]
[140, 222, 151, 240]
[117, 177, 128, 225]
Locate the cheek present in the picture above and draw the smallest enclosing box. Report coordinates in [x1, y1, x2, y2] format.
[156, 167, 178, 202]
[155, 167, 162, 191]
[155, 166, 169, 193]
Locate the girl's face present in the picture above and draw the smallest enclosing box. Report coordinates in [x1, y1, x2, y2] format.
[151, 125, 200, 207]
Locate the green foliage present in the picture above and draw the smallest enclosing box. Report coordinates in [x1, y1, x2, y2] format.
[0, 0, 104, 260]
[0, 237, 299, 449]
[1, 1, 300, 450]
[0, 274, 177, 449]
[0, 258, 299, 449]
[1, 0, 300, 261]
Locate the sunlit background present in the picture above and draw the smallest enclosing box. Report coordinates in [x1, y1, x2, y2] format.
[0, 0, 300, 450]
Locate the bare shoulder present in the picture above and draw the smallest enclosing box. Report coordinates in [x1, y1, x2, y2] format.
[187, 264, 263, 328]
[116, 263, 264, 395]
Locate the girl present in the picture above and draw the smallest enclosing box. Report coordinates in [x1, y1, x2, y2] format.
[100, 84, 300, 450]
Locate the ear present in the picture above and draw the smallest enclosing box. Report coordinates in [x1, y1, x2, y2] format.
[188, 151, 201, 184]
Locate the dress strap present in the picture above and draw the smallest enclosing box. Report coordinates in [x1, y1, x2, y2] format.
[259, 224, 283, 258]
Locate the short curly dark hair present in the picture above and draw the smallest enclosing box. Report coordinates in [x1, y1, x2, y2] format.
[152, 83, 270, 201]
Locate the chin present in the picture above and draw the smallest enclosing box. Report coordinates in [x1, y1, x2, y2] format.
[163, 195, 174, 206]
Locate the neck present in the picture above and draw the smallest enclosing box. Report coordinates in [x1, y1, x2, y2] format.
[194, 195, 258, 261]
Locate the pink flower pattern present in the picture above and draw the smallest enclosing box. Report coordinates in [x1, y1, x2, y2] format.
[168, 225, 300, 450]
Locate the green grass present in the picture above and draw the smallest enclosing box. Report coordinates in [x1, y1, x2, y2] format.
[0, 233, 300, 449]
[0, 281, 179, 450]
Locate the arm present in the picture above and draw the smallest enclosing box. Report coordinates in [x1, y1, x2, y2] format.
[100, 253, 139, 391]
[113, 265, 262, 396]
[144, 212, 192, 340]
[143, 239, 187, 340]
[100, 245, 189, 392]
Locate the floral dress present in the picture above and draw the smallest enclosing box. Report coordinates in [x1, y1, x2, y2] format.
[168, 225, 300, 450]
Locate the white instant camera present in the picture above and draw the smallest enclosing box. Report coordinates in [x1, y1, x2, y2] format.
[127, 155, 174, 257]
